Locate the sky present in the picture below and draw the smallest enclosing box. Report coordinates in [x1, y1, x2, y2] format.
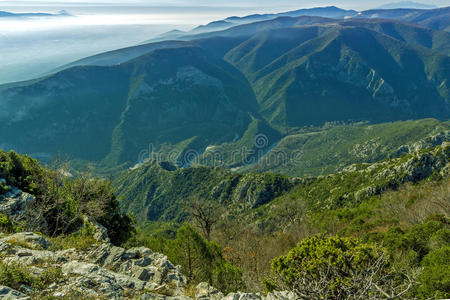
[0, 0, 447, 11]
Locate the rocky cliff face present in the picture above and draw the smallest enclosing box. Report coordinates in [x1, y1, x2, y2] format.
[114, 163, 294, 222]
[348, 142, 450, 201]
[0, 231, 185, 299]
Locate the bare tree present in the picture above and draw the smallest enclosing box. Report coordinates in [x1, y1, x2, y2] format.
[188, 197, 222, 241]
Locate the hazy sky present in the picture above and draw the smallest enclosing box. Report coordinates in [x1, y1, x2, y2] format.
[0, 0, 448, 11]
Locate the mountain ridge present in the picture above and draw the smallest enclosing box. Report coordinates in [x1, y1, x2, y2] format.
[0, 10, 71, 18]
[149, 5, 449, 44]
[0, 10, 449, 171]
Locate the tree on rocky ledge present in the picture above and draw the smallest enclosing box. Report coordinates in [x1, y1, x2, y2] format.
[0, 150, 135, 245]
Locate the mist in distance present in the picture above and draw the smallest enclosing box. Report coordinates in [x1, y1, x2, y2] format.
[0, 6, 249, 84]
[0, 0, 447, 84]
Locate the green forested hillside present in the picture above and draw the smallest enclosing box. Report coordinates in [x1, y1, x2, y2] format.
[243, 119, 450, 176]
[249, 142, 449, 227]
[222, 25, 449, 128]
[151, 6, 450, 43]
[0, 17, 448, 171]
[115, 140, 449, 225]
[124, 143, 449, 295]
[0, 46, 257, 167]
[114, 161, 293, 223]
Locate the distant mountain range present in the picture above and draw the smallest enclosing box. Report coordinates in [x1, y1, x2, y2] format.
[378, 1, 438, 9]
[0, 10, 71, 18]
[0, 6, 449, 172]
[149, 5, 450, 43]
[357, 6, 450, 31]
[148, 6, 358, 42]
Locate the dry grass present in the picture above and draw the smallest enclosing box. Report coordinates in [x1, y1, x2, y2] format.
[379, 177, 449, 227]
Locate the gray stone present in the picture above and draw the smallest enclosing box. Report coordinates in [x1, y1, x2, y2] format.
[0, 191, 34, 220]
[0, 241, 9, 252]
[104, 246, 127, 268]
[0, 184, 48, 233]
[139, 292, 192, 300]
[85, 242, 186, 295]
[195, 282, 223, 300]
[1, 232, 51, 250]
[222, 293, 263, 300]
[124, 247, 153, 259]
[0, 285, 30, 300]
[265, 291, 297, 300]
[131, 265, 153, 281]
[16, 250, 32, 257]
[81, 216, 111, 243]
[61, 260, 166, 298]
[88, 243, 114, 265]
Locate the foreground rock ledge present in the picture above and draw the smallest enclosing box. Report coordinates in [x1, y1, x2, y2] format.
[0, 233, 295, 300]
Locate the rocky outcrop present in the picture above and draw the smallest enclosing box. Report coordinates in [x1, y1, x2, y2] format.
[0, 184, 35, 224]
[336, 56, 400, 106]
[195, 282, 224, 300]
[209, 174, 293, 210]
[354, 142, 449, 200]
[81, 216, 111, 243]
[87, 244, 186, 295]
[217, 291, 295, 300]
[0, 233, 295, 299]
[0, 181, 47, 233]
[0, 232, 50, 250]
[390, 131, 450, 158]
[0, 232, 187, 299]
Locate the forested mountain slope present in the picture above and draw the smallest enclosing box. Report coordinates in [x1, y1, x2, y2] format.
[0, 11, 449, 172]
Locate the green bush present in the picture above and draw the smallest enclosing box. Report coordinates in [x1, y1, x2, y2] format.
[0, 213, 15, 233]
[0, 261, 36, 290]
[417, 246, 450, 299]
[402, 219, 446, 259]
[0, 261, 63, 296]
[360, 216, 450, 298]
[380, 217, 449, 263]
[0, 150, 43, 195]
[63, 176, 135, 245]
[213, 261, 245, 294]
[267, 235, 411, 299]
[167, 224, 245, 292]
